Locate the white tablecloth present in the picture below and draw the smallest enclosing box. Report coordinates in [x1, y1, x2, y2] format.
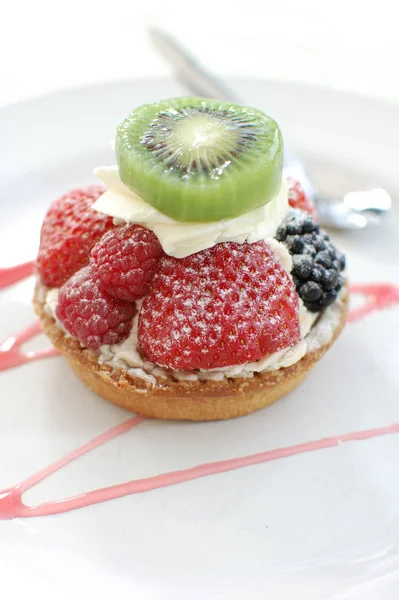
[1, 0, 397, 107]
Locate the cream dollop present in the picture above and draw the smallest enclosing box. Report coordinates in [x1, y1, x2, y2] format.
[93, 166, 289, 258]
[97, 294, 321, 385]
[44, 284, 319, 386]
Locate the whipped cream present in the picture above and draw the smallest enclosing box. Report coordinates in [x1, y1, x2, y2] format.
[44, 288, 59, 319]
[93, 166, 289, 258]
[96, 290, 342, 385]
[44, 287, 72, 337]
[44, 283, 337, 387]
[97, 276, 320, 385]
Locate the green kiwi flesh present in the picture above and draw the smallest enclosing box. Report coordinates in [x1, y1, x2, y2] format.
[116, 97, 283, 222]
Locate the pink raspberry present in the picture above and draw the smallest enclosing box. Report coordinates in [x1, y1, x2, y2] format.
[90, 224, 164, 302]
[56, 266, 135, 348]
[138, 241, 300, 370]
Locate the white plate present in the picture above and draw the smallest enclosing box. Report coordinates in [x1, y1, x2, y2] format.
[1, 79, 399, 600]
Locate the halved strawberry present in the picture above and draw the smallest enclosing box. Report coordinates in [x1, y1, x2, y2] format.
[36, 186, 113, 288]
[138, 241, 300, 370]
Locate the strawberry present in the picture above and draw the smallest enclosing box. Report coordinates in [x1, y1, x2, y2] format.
[36, 186, 113, 288]
[287, 177, 317, 220]
[138, 241, 300, 370]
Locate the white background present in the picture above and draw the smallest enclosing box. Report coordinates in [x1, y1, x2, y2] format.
[1, 0, 398, 107]
[1, 2, 399, 598]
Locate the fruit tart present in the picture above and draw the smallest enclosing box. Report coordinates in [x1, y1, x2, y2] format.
[34, 97, 348, 421]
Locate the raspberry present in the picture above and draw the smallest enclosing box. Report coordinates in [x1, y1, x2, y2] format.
[36, 186, 113, 288]
[56, 266, 135, 348]
[287, 178, 317, 219]
[138, 241, 300, 370]
[276, 210, 346, 312]
[90, 224, 164, 302]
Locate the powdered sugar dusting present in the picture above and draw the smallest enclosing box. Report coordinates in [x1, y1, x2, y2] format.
[91, 224, 164, 302]
[138, 240, 300, 370]
[56, 266, 135, 349]
[96, 287, 346, 383]
[36, 186, 113, 288]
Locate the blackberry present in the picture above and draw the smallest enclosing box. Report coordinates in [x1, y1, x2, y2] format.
[314, 250, 332, 268]
[276, 210, 346, 312]
[292, 255, 312, 279]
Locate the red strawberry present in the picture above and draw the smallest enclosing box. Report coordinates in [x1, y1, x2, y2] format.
[287, 178, 317, 219]
[138, 241, 300, 370]
[36, 186, 113, 288]
[91, 224, 164, 302]
[56, 266, 135, 349]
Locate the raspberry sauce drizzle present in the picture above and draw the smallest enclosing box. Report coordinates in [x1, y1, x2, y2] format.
[0, 419, 398, 520]
[0, 262, 59, 370]
[0, 321, 59, 371]
[348, 283, 399, 323]
[0, 261, 35, 290]
[0, 262, 399, 519]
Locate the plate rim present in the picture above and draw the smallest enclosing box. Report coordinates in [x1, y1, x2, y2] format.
[1, 76, 399, 600]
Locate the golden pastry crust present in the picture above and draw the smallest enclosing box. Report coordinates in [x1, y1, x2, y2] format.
[34, 283, 348, 421]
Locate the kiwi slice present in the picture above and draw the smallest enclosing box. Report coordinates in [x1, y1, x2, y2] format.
[116, 97, 283, 222]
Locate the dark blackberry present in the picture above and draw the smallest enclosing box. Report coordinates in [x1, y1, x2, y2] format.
[337, 253, 346, 270]
[276, 211, 319, 241]
[321, 268, 338, 290]
[318, 289, 338, 308]
[275, 210, 346, 312]
[313, 234, 327, 251]
[286, 220, 303, 236]
[292, 255, 312, 279]
[332, 259, 341, 272]
[299, 281, 322, 302]
[315, 251, 332, 268]
[302, 216, 318, 233]
[287, 236, 305, 254]
[332, 254, 346, 272]
[310, 265, 325, 282]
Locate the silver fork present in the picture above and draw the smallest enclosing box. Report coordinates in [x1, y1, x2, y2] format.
[149, 28, 391, 230]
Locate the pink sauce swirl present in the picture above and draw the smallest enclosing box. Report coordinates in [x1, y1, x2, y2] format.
[0, 261, 35, 290]
[0, 417, 398, 520]
[348, 283, 399, 323]
[0, 261, 398, 519]
[0, 320, 59, 371]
